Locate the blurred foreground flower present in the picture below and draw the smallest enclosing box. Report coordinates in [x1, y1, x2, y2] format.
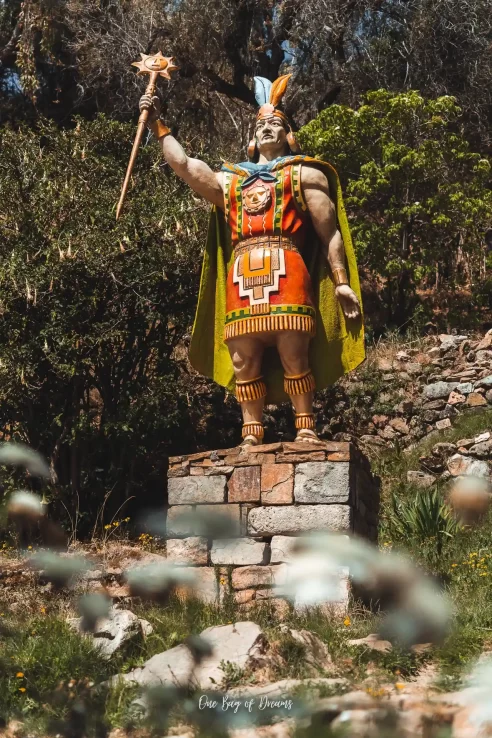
[459, 659, 492, 731]
[76, 592, 111, 633]
[448, 475, 492, 524]
[0, 443, 51, 479]
[125, 561, 197, 603]
[276, 532, 452, 647]
[29, 552, 94, 589]
[7, 490, 45, 522]
[140, 506, 234, 539]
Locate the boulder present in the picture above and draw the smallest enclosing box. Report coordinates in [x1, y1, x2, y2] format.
[117, 621, 268, 690]
[68, 607, 151, 660]
[447, 454, 490, 478]
[347, 634, 392, 653]
[278, 625, 333, 672]
[407, 471, 436, 488]
[466, 393, 488, 408]
[423, 382, 459, 400]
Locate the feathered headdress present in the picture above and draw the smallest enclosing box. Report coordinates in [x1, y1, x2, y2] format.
[254, 74, 291, 123]
[249, 74, 300, 159]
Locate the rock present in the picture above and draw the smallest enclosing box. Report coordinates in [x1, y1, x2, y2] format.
[248, 505, 351, 536]
[418, 455, 444, 473]
[487, 390, 492, 403]
[405, 362, 422, 375]
[422, 410, 440, 424]
[448, 391, 466, 406]
[270, 536, 297, 563]
[467, 441, 492, 459]
[436, 418, 452, 430]
[424, 382, 458, 400]
[372, 414, 389, 428]
[447, 454, 490, 478]
[210, 539, 267, 566]
[423, 399, 447, 410]
[477, 350, 492, 363]
[166, 537, 208, 566]
[396, 351, 411, 361]
[456, 382, 474, 395]
[396, 400, 414, 415]
[118, 621, 268, 690]
[439, 404, 458, 420]
[378, 425, 398, 440]
[279, 625, 333, 671]
[475, 432, 491, 443]
[167, 504, 242, 537]
[168, 476, 226, 505]
[407, 471, 436, 488]
[261, 464, 294, 504]
[347, 633, 392, 653]
[452, 705, 492, 738]
[389, 417, 410, 435]
[230, 721, 296, 738]
[477, 331, 492, 351]
[294, 462, 350, 504]
[432, 442, 458, 457]
[228, 466, 262, 503]
[439, 334, 467, 347]
[466, 393, 488, 407]
[456, 438, 475, 449]
[232, 565, 283, 590]
[475, 375, 492, 388]
[359, 435, 387, 447]
[68, 607, 148, 660]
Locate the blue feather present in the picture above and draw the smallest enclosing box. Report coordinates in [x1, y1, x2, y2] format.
[254, 76, 272, 107]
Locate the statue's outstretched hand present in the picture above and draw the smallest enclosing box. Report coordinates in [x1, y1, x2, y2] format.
[139, 94, 161, 123]
[335, 284, 361, 320]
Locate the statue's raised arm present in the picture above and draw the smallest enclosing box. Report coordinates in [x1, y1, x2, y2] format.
[142, 73, 365, 447]
[139, 94, 224, 208]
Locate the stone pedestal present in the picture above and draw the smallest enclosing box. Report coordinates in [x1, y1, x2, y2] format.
[167, 440, 379, 613]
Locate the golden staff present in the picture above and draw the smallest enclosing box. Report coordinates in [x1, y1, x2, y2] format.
[116, 51, 178, 220]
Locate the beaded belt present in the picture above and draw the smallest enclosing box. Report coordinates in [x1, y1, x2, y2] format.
[234, 235, 300, 257]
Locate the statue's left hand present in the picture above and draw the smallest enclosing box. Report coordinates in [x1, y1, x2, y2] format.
[335, 284, 361, 320]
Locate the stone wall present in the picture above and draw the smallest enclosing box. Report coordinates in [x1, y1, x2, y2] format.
[166, 440, 379, 611]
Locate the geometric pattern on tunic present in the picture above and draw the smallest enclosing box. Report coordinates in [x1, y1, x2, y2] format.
[233, 247, 286, 313]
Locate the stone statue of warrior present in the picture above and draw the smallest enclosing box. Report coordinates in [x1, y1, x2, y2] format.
[140, 74, 365, 446]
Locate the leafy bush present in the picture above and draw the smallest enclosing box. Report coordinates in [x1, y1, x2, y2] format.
[0, 116, 237, 530]
[299, 90, 492, 324]
[387, 487, 460, 556]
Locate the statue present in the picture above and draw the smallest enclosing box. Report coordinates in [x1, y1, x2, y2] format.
[139, 73, 365, 446]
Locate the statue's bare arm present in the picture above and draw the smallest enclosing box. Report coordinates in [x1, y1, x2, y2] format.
[139, 93, 223, 208]
[159, 135, 224, 209]
[301, 164, 361, 319]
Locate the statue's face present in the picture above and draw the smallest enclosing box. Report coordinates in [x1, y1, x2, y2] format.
[255, 115, 288, 154]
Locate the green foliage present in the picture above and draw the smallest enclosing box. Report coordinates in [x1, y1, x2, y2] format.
[299, 91, 492, 323]
[387, 487, 460, 556]
[0, 116, 234, 529]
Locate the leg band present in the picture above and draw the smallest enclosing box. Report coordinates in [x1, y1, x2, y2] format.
[284, 370, 316, 396]
[242, 422, 264, 440]
[295, 413, 316, 431]
[236, 376, 267, 403]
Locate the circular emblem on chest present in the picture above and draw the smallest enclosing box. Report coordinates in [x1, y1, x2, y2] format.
[243, 183, 272, 215]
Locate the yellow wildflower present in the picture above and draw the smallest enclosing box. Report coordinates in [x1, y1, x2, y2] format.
[344, 617, 351, 627]
[16, 672, 24, 678]
[18, 688, 26, 693]
[395, 683, 405, 690]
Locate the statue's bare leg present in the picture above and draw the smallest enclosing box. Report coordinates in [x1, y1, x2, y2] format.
[276, 331, 320, 442]
[227, 335, 267, 446]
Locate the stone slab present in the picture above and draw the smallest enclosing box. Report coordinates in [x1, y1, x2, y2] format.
[261, 463, 294, 504]
[210, 538, 267, 565]
[200, 503, 242, 536]
[166, 537, 208, 566]
[231, 564, 286, 590]
[248, 505, 352, 536]
[166, 505, 193, 537]
[228, 466, 261, 503]
[270, 535, 298, 563]
[168, 476, 226, 505]
[294, 461, 351, 504]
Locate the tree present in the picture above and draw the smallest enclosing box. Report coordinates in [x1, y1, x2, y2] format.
[300, 90, 492, 325]
[0, 115, 242, 529]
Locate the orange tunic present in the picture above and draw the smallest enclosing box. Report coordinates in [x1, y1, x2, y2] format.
[223, 163, 316, 341]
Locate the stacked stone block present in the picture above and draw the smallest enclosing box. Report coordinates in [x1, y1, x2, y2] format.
[166, 440, 379, 610]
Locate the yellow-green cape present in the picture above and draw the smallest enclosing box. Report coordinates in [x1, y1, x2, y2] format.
[189, 156, 365, 405]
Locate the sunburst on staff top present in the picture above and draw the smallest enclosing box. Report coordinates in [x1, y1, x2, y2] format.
[131, 52, 178, 79]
